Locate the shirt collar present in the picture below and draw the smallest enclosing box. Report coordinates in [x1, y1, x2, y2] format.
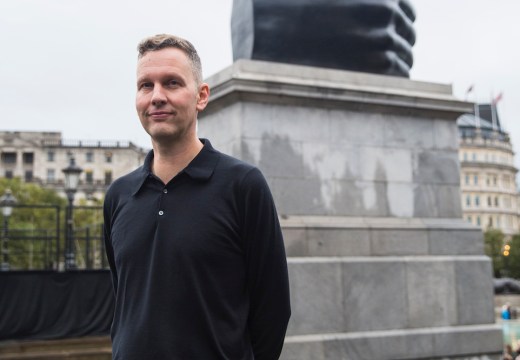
[131, 138, 219, 196]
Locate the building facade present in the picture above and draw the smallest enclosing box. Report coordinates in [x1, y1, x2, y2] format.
[0, 131, 147, 202]
[458, 104, 520, 236]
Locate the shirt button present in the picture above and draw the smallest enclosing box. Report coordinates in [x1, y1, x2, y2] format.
[158, 210, 164, 216]
[163, 189, 168, 194]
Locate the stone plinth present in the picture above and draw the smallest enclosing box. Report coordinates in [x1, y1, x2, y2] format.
[198, 60, 502, 359]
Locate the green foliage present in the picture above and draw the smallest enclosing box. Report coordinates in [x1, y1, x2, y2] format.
[0, 178, 65, 269]
[484, 229, 505, 278]
[484, 229, 520, 279]
[0, 178, 105, 270]
[507, 234, 520, 279]
[0, 178, 65, 207]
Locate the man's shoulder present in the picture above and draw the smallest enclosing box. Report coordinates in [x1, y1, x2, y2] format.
[214, 151, 267, 181]
[213, 151, 268, 189]
[216, 151, 256, 173]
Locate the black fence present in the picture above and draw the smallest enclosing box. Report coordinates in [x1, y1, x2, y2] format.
[0, 204, 108, 271]
[72, 223, 107, 270]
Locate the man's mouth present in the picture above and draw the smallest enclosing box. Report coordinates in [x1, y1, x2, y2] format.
[148, 111, 174, 119]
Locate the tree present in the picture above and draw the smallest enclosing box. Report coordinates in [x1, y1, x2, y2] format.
[507, 234, 520, 279]
[1, 178, 108, 269]
[0, 178, 65, 269]
[484, 229, 506, 278]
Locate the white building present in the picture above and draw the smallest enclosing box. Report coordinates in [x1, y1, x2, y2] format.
[458, 104, 520, 236]
[0, 131, 147, 202]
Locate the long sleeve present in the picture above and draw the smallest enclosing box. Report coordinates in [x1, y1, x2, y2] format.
[241, 168, 291, 360]
[103, 193, 118, 295]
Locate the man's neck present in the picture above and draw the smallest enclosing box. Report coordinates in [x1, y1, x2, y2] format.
[151, 137, 203, 184]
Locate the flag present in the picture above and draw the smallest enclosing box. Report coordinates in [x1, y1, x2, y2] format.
[492, 92, 503, 105]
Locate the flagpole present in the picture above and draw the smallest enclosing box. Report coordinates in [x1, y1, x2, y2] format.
[474, 103, 481, 129]
[491, 92, 503, 131]
[491, 102, 497, 131]
[467, 84, 480, 129]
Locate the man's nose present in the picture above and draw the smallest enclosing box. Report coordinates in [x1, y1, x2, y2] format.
[151, 85, 167, 106]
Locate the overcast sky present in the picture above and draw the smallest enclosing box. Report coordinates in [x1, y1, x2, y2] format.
[1, 0, 519, 173]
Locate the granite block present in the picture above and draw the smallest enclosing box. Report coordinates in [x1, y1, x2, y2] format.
[455, 259, 496, 325]
[328, 110, 386, 146]
[307, 229, 370, 256]
[383, 115, 435, 149]
[406, 260, 457, 328]
[413, 150, 460, 185]
[287, 261, 345, 335]
[282, 228, 308, 256]
[342, 260, 408, 332]
[371, 229, 428, 256]
[428, 229, 484, 255]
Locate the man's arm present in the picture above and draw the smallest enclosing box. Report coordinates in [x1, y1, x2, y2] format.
[103, 194, 118, 294]
[241, 168, 291, 360]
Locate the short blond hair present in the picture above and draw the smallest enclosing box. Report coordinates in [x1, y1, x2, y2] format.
[137, 34, 203, 85]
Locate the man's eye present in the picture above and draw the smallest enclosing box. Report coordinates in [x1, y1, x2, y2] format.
[139, 82, 152, 90]
[168, 80, 179, 86]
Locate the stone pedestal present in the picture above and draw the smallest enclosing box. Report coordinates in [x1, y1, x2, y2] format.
[198, 60, 502, 359]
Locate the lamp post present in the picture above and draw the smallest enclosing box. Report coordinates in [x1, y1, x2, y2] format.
[0, 189, 18, 271]
[62, 155, 82, 270]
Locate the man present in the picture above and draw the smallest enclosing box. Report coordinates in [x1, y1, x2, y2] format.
[103, 34, 291, 359]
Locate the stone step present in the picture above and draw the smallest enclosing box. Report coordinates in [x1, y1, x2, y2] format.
[0, 337, 111, 360]
[286, 256, 495, 336]
[280, 324, 503, 360]
[281, 216, 484, 257]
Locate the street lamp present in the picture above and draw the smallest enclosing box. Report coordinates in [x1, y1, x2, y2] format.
[0, 189, 18, 271]
[62, 155, 82, 270]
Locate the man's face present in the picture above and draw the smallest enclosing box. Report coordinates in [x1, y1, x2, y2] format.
[136, 48, 208, 144]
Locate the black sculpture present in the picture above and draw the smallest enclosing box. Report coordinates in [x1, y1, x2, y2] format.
[231, 0, 416, 77]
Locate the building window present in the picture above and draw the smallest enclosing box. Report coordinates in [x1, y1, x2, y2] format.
[493, 176, 497, 186]
[22, 152, 34, 164]
[466, 195, 471, 206]
[5, 170, 13, 179]
[1, 152, 17, 164]
[104, 170, 113, 185]
[47, 151, 55, 162]
[24, 170, 33, 182]
[503, 175, 510, 189]
[472, 153, 477, 161]
[47, 169, 55, 183]
[475, 196, 480, 207]
[494, 197, 499, 207]
[463, 153, 468, 161]
[497, 216, 501, 227]
[488, 217, 493, 227]
[85, 170, 94, 184]
[465, 175, 470, 185]
[105, 152, 113, 163]
[505, 196, 511, 208]
[477, 216, 481, 226]
[487, 196, 492, 207]
[86, 152, 94, 163]
[473, 175, 478, 185]
[466, 216, 472, 223]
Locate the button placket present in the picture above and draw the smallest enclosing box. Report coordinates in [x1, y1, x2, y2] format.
[158, 187, 168, 216]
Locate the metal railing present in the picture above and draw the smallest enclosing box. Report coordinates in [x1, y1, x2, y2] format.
[0, 205, 109, 271]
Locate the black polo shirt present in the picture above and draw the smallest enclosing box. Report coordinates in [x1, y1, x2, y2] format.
[103, 139, 290, 360]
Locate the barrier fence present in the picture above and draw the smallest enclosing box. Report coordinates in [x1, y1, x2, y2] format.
[0, 204, 107, 271]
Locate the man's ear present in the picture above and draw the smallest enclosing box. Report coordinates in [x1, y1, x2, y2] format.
[196, 83, 210, 111]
